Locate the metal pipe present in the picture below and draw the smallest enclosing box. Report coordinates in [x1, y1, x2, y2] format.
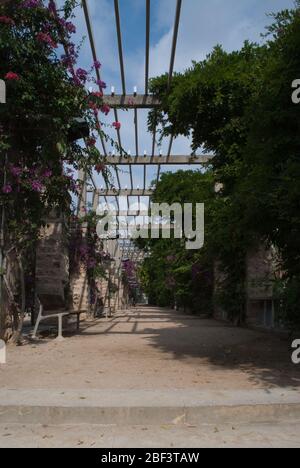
[145, 0, 151, 95]
[168, 0, 182, 88]
[114, 0, 126, 95]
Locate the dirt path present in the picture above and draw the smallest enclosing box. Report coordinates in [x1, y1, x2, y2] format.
[1, 306, 299, 390]
[1, 421, 300, 448]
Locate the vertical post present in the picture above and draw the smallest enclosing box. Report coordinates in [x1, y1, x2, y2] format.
[0, 153, 7, 338]
[77, 169, 87, 217]
[56, 314, 64, 342]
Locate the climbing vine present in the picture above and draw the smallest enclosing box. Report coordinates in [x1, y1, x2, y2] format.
[0, 0, 117, 339]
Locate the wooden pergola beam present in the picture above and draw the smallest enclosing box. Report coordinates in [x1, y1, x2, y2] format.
[103, 94, 161, 109]
[96, 189, 153, 197]
[105, 155, 214, 165]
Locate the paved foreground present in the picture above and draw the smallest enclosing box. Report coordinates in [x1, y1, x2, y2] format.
[1, 306, 300, 390]
[0, 306, 300, 447]
[1, 422, 300, 448]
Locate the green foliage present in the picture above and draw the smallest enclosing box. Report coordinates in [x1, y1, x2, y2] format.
[274, 277, 300, 332]
[138, 171, 214, 313]
[145, 2, 300, 326]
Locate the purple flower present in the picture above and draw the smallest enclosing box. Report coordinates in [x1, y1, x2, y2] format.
[43, 169, 52, 178]
[69, 179, 77, 192]
[31, 180, 43, 192]
[96, 79, 107, 89]
[10, 165, 23, 177]
[79, 245, 89, 256]
[67, 43, 78, 59]
[87, 258, 97, 269]
[48, 0, 56, 14]
[65, 21, 76, 34]
[2, 184, 12, 194]
[76, 68, 88, 83]
[22, 0, 41, 8]
[58, 18, 76, 34]
[94, 60, 101, 70]
[61, 54, 75, 67]
[72, 75, 82, 86]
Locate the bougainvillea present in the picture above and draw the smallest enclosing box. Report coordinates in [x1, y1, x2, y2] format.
[0, 0, 122, 341]
[0, 0, 114, 251]
[122, 259, 138, 287]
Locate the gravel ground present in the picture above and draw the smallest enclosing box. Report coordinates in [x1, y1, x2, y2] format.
[1, 306, 299, 391]
[1, 421, 300, 448]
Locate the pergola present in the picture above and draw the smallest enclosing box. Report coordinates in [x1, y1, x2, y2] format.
[78, 0, 213, 264]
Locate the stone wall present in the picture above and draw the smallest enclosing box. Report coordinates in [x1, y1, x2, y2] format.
[35, 213, 69, 309]
[213, 244, 279, 329]
[246, 245, 278, 329]
[69, 263, 90, 312]
[0, 249, 19, 341]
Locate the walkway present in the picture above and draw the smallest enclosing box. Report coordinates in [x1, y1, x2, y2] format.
[1, 306, 300, 447]
[1, 306, 299, 390]
[1, 421, 300, 448]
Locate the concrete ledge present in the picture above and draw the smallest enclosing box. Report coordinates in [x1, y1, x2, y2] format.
[0, 389, 300, 426]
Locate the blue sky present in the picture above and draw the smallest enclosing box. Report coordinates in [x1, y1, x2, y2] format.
[64, 0, 295, 194]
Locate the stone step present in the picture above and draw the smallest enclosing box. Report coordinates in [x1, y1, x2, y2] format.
[0, 389, 299, 426]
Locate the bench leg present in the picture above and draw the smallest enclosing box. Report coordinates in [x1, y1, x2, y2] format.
[32, 317, 41, 339]
[77, 314, 80, 331]
[56, 315, 64, 342]
[32, 305, 42, 339]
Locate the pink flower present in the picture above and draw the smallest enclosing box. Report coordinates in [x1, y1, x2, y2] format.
[113, 121, 121, 130]
[0, 16, 15, 26]
[5, 72, 20, 81]
[2, 184, 12, 194]
[95, 163, 105, 174]
[91, 91, 103, 98]
[88, 101, 97, 111]
[36, 32, 58, 49]
[101, 105, 110, 116]
[87, 137, 96, 147]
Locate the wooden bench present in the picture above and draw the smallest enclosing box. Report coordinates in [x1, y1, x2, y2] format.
[32, 297, 86, 341]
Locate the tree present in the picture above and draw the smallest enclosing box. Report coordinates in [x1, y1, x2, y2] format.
[138, 170, 215, 313]
[146, 2, 300, 327]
